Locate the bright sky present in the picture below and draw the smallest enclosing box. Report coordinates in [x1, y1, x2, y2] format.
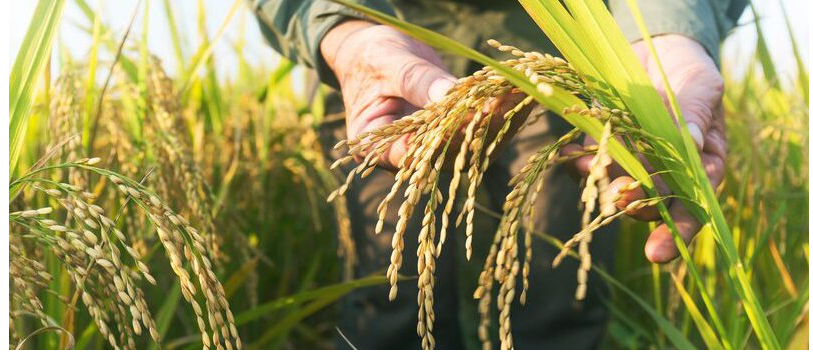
[9, 0, 811, 87]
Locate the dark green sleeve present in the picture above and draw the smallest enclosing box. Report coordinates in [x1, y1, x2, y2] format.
[610, 0, 748, 64]
[250, 0, 397, 88]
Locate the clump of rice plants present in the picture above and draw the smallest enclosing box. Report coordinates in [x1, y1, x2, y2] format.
[329, 0, 802, 350]
[10, 60, 242, 348]
[9, 0, 360, 347]
[10, 158, 240, 349]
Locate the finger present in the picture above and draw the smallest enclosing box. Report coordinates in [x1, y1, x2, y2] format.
[560, 143, 588, 180]
[645, 202, 702, 263]
[703, 117, 726, 160]
[348, 96, 416, 169]
[609, 176, 660, 221]
[567, 134, 598, 177]
[574, 155, 593, 177]
[672, 64, 723, 150]
[393, 58, 456, 108]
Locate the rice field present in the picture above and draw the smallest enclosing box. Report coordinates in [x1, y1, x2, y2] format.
[8, 0, 808, 350]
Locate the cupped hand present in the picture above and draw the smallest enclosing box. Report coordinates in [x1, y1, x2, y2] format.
[565, 34, 726, 263]
[321, 21, 531, 169]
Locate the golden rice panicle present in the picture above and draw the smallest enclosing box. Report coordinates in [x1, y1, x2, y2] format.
[48, 72, 83, 159]
[416, 189, 440, 350]
[9, 243, 53, 332]
[438, 108, 482, 258]
[550, 120, 615, 300]
[48, 72, 87, 188]
[146, 59, 221, 264]
[469, 127, 581, 349]
[44, 182, 162, 347]
[110, 174, 241, 349]
[459, 111, 491, 259]
[332, 180, 358, 280]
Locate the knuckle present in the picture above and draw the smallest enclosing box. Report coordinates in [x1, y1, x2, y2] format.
[397, 59, 432, 95]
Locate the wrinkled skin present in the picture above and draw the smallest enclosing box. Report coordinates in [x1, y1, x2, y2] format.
[322, 19, 726, 263]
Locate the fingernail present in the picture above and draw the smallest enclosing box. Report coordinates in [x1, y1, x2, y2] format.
[428, 78, 456, 103]
[687, 122, 704, 150]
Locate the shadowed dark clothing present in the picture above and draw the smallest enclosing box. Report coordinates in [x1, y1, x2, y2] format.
[250, 0, 746, 349]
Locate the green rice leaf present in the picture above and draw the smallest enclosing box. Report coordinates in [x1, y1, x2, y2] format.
[671, 273, 724, 349]
[235, 274, 392, 326]
[9, 0, 66, 176]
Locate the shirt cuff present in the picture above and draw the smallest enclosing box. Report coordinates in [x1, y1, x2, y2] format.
[310, 1, 398, 88]
[612, 0, 722, 64]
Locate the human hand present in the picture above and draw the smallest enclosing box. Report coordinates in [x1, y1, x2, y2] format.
[565, 34, 726, 263]
[321, 21, 530, 169]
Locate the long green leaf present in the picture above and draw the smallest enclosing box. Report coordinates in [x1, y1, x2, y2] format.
[751, 5, 780, 89]
[594, 265, 696, 349]
[249, 291, 343, 349]
[162, 0, 187, 73]
[235, 274, 392, 325]
[149, 281, 181, 350]
[778, 0, 808, 104]
[671, 273, 724, 349]
[9, 0, 66, 176]
[178, 0, 241, 93]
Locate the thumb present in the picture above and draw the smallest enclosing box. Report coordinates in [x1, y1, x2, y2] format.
[676, 92, 716, 151]
[394, 58, 456, 108]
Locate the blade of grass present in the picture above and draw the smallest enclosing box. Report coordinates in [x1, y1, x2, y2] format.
[767, 238, 798, 298]
[74, 324, 97, 349]
[74, 0, 139, 82]
[604, 300, 656, 346]
[670, 273, 724, 349]
[778, 0, 808, 104]
[82, 2, 101, 152]
[86, 0, 142, 155]
[224, 257, 260, 299]
[148, 281, 181, 350]
[248, 290, 344, 349]
[747, 200, 787, 270]
[751, 5, 780, 89]
[178, 0, 241, 94]
[9, 0, 66, 176]
[594, 265, 695, 349]
[235, 274, 394, 326]
[162, 0, 186, 73]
